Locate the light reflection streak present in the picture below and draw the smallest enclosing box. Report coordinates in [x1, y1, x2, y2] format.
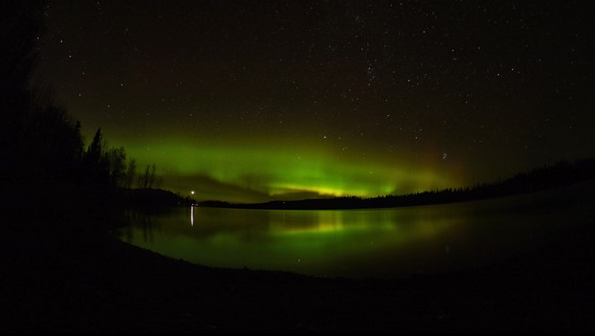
[190, 205, 194, 226]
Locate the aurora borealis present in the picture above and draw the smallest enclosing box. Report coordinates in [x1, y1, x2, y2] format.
[35, 1, 593, 203]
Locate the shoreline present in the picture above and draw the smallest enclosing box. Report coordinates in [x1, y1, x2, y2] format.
[0, 205, 593, 332]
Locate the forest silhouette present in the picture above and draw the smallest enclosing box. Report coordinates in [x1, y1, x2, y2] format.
[0, 2, 193, 229]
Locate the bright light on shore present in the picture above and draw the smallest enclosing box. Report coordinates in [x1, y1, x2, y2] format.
[191, 190, 195, 195]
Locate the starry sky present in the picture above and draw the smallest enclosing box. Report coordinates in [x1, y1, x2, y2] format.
[36, 0, 594, 203]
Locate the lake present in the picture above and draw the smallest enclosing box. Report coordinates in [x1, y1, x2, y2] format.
[118, 182, 593, 279]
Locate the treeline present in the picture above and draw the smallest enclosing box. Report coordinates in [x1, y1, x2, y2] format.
[0, 1, 192, 227]
[82, 127, 162, 190]
[1, 82, 170, 210]
[199, 158, 594, 210]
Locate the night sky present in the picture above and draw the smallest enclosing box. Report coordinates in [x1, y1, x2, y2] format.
[35, 1, 594, 203]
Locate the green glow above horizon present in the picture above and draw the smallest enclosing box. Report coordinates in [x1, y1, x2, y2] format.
[109, 135, 461, 202]
[41, 1, 594, 204]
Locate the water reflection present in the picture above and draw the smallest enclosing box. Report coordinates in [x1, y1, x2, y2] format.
[120, 184, 592, 279]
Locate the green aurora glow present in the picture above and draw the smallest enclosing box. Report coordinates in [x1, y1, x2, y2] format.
[39, 2, 593, 203]
[112, 135, 461, 202]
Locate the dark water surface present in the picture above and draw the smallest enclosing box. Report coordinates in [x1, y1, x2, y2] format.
[119, 183, 593, 279]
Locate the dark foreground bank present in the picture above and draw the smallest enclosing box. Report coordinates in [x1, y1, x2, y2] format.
[0, 204, 593, 333]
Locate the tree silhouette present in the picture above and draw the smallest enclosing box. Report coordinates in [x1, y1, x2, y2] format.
[82, 128, 109, 182]
[86, 128, 104, 163]
[124, 158, 137, 189]
[107, 146, 126, 187]
[138, 163, 158, 189]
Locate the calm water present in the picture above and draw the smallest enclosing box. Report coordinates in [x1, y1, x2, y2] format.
[119, 183, 593, 279]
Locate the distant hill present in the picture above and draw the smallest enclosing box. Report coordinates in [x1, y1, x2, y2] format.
[198, 158, 594, 210]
